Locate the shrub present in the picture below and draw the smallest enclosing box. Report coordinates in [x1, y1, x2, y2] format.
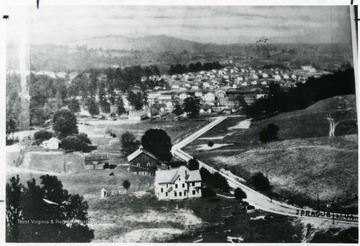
[60, 133, 91, 152]
[259, 123, 279, 143]
[252, 172, 270, 192]
[234, 187, 247, 200]
[202, 187, 216, 198]
[33, 130, 53, 145]
[208, 141, 214, 147]
[188, 158, 200, 170]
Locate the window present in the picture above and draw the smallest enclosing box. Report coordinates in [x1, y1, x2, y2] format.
[192, 190, 196, 195]
[137, 163, 140, 167]
[179, 192, 182, 197]
[184, 191, 186, 196]
[174, 192, 177, 197]
[182, 183, 185, 188]
[192, 182, 195, 186]
[147, 163, 150, 167]
[161, 188, 163, 192]
[165, 192, 168, 196]
[175, 184, 178, 189]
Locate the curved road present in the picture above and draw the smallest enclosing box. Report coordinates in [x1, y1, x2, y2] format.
[171, 116, 358, 226]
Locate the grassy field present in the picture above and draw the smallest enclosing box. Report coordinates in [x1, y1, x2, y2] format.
[183, 95, 358, 212]
[79, 117, 210, 144]
[6, 165, 305, 243]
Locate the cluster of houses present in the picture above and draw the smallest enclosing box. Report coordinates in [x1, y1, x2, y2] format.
[116, 65, 331, 119]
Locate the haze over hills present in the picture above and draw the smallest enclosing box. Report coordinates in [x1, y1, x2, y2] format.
[68, 34, 224, 53]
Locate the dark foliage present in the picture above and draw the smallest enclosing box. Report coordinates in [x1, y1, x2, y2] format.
[87, 99, 100, 116]
[127, 90, 148, 110]
[173, 104, 184, 116]
[188, 158, 200, 170]
[120, 132, 140, 157]
[33, 130, 54, 145]
[52, 109, 78, 139]
[67, 98, 80, 113]
[234, 187, 247, 200]
[6, 175, 94, 242]
[123, 180, 131, 191]
[61, 133, 91, 152]
[169, 61, 222, 75]
[252, 172, 270, 192]
[246, 68, 355, 119]
[200, 168, 230, 193]
[259, 124, 279, 143]
[141, 129, 172, 162]
[207, 141, 214, 147]
[183, 96, 201, 118]
[202, 187, 216, 198]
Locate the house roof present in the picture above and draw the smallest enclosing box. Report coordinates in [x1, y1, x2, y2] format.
[155, 166, 201, 184]
[127, 148, 159, 162]
[42, 137, 61, 144]
[85, 154, 109, 161]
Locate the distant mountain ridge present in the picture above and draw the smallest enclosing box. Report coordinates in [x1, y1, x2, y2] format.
[68, 34, 223, 53]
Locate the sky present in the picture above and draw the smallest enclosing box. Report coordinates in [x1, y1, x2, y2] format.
[6, 5, 353, 45]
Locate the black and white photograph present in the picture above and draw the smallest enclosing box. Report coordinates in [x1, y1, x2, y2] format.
[3, 1, 358, 243]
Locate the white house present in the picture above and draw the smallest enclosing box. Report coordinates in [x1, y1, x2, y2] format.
[155, 166, 202, 200]
[179, 92, 189, 100]
[41, 137, 61, 150]
[203, 92, 215, 102]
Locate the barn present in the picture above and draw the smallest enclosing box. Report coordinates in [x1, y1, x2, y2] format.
[84, 154, 110, 170]
[127, 148, 163, 176]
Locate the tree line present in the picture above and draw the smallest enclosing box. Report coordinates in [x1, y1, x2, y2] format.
[246, 67, 355, 119]
[6, 64, 165, 130]
[169, 61, 222, 75]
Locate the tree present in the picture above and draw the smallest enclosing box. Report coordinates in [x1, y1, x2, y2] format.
[234, 187, 247, 200]
[141, 129, 172, 162]
[6, 175, 94, 242]
[207, 141, 214, 147]
[52, 109, 78, 139]
[6, 118, 17, 140]
[122, 180, 131, 194]
[33, 130, 54, 145]
[68, 98, 80, 113]
[6, 175, 23, 242]
[211, 172, 230, 192]
[183, 96, 201, 118]
[259, 124, 279, 143]
[116, 97, 126, 115]
[60, 134, 91, 152]
[120, 132, 140, 157]
[188, 158, 200, 170]
[202, 187, 216, 198]
[173, 104, 184, 116]
[252, 172, 270, 192]
[87, 99, 99, 116]
[127, 91, 147, 111]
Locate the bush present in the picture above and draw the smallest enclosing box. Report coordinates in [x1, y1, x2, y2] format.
[68, 98, 80, 113]
[259, 123, 279, 143]
[208, 141, 214, 147]
[252, 172, 270, 192]
[202, 187, 216, 198]
[60, 133, 91, 152]
[33, 130, 53, 145]
[188, 158, 200, 170]
[234, 187, 247, 200]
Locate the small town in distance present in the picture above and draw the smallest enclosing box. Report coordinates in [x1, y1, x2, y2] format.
[5, 5, 358, 244]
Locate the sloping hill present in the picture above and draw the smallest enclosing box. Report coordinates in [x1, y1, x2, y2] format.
[211, 134, 358, 210]
[226, 95, 357, 144]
